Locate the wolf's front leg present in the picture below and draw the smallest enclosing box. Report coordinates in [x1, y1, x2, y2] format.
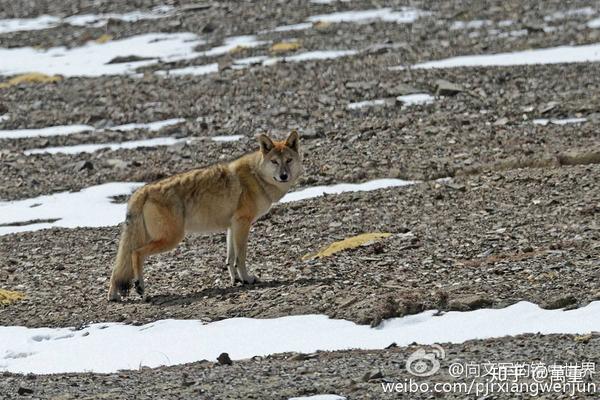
[231, 218, 258, 284]
[225, 228, 239, 285]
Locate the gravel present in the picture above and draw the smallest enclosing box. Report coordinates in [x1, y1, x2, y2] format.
[1, 0, 599, 396]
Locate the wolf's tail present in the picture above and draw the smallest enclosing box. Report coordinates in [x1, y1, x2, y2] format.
[107, 189, 148, 301]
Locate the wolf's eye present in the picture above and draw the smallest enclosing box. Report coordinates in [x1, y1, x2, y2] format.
[271, 160, 278, 165]
[285, 159, 292, 164]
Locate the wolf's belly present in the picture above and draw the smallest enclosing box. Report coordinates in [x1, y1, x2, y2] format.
[183, 200, 236, 234]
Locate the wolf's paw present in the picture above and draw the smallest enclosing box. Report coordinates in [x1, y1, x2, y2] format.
[134, 279, 145, 297]
[243, 275, 259, 285]
[107, 290, 121, 302]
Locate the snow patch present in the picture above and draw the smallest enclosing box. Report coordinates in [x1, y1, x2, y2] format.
[0, 32, 204, 77]
[0, 125, 94, 140]
[0, 182, 143, 235]
[109, 118, 185, 132]
[395, 42, 600, 69]
[211, 135, 244, 142]
[588, 17, 600, 29]
[0, 118, 183, 140]
[1, 301, 600, 374]
[532, 118, 587, 126]
[545, 7, 595, 22]
[24, 137, 186, 155]
[265, 7, 428, 33]
[347, 99, 388, 109]
[200, 35, 267, 57]
[347, 94, 433, 110]
[281, 179, 416, 203]
[155, 63, 219, 77]
[307, 8, 428, 24]
[397, 93, 434, 106]
[0, 6, 174, 34]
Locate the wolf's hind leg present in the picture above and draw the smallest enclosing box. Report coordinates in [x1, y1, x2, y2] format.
[133, 201, 184, 297]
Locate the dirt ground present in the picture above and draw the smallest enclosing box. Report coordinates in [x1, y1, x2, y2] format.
[1, 0, 599, 398]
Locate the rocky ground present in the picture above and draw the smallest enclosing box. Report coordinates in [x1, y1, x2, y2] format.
[1, 0, 600, 398]
[1, 334, 599, 399]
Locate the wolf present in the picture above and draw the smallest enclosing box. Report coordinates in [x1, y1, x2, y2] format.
[108, 131, 302, 301]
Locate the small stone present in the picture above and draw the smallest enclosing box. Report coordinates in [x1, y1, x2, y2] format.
[74, 160, 93, 171]
[107, 55, 154, 64]
[18, 386, 34, 395]
[290, 353, 308, 361]
[493, 117, 509, 126]
[105, 159, 128, 169]
[434, 79, 463, 96]
[361, 369, 383, 381]
[217, 352, 232, 365]
[448, 295, 492, 311]
[543, 295, 577, 310]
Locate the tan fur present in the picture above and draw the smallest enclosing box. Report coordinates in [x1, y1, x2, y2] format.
[108, 132, 302, 301]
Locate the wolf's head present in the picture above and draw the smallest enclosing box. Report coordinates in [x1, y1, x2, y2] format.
[256, 131, 303, 185]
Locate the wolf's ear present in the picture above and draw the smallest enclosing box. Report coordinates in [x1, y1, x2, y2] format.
[256, 134, 274, 153]
[285, 130, 299, 152]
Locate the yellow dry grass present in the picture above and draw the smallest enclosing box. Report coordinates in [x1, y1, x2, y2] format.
[312, 21, 332, 30]
[95, 34, 113, 44]
[229, 45, 248, 54]
[270, 42, 301, 53]
[0, 73, 62, 89]
[304, 232, 392, 259]
[0, 289, 25, 305]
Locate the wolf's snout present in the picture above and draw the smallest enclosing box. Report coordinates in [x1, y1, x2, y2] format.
[279, 172, 289, 181]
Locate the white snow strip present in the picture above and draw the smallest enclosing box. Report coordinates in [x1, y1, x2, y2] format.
[280, 179, 416, 203]
[588, 17, 600, 28]
[450, 19, 492, 30]
[0, 182, 143, 236]
[109, 118, 185, 132]
[0, 32, 204, 77]
[64, 6, 175, 28]
[232, 56, 270, 67]
[545, 7, 595, 22]
[266, 22, 313, 33]
[1, 301, 599, 374]
[265, 7, 427, 33]
[24, 137, 186, 155]
[24, 134, 242, 155]
[200, 35, 267, 57]
[0, 6, 174, 34]
[347, 94, 434, 110]
[347, 99, 387, 109]
[279, 50, 357, 62]
[211, 135, 244, 142]
[0, 118, 184, 140]
[0, 178, 414, 235]
[155, 63, 219, 77]
[307, 7, 428, 24]
[310, 0, 351, 3]
[532, 117, 587, 126]
[397, 93, 434, 106]
[259, 50, 358, 67]
[396, 42, 600, 69]
[0, 15, 59, 34]
[0, 125, 94, 140]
